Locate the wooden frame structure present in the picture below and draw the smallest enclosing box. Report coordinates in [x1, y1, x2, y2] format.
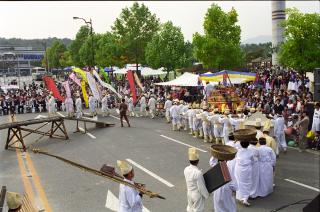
[0, 117, 69, 152]
[63, 116, 115, 133]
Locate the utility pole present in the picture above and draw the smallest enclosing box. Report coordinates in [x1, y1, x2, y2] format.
[43, 41, 49, 73]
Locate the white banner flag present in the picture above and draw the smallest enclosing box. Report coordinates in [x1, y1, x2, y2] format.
[92, 70, 122, 98]
[86, 72, 100, 101]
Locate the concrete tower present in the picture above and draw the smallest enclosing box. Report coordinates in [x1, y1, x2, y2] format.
[271, 1, 286, 65]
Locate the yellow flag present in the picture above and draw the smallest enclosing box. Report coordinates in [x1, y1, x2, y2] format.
[81, 80, 89, 108]
[73, 68, 88, 83]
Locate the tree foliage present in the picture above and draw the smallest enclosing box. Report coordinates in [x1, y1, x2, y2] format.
[278, 8, 320, 73]
[95, 32, 124, 68]
[45, 40, 67, 69]
[145, 21, 187, 75]
[69, 26, 90, 67]
[192, 4, 243, 70]
[241, 42, 272, 63]
[79, 34, 101, 67]
[112, 2, 160, 71]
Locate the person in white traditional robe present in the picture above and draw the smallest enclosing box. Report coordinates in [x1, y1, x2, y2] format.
[184, 147, 209, 212]
[164, 96, 172, 123]
[75, 94, 82, 119]
[117, 160, 143, 212]
[254, 119, 264, 140]
[257, 137, 276, 197]
[139, 94, 147, 117]
[210, 155, 238, 212]
[248, 139, 260, 199]
[128, 95, 135, 117]
[235, 140, 254, 206]
[101, 93, 110, 117]
[201, 105, 211, 143]
[88, 94, 96, 116]
[147, 95, 157, 119]
[312, 103, 320, 133]
[178, 100, 185, 130]
[48, 92, 56, 116]
[64, 96, 74, 117]
[194, 108, 204, 139]
[209, 108, 223, 144]
[219, 109, 232, 144]
[182, 103, 190, 131]
[186, 103, 195, 135]
[273, 113, 287, 154]
[170, 100, 180, 131]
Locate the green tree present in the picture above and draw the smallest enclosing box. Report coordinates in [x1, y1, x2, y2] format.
[145, 21, 186, 77]
[95, 32, 124, 68]
[192, 4, 243, 71]
[45, 40, 67, 69]
[69, 26, 90, 67]
[79, 34, 102, 67]
[278, 8, 320, 74]
[112, 2, 160, 74]
[59, 50, 73, 67]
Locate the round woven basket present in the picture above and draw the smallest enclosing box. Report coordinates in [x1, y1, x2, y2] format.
[210, 144, 237, 161]
[234, 128, 257, 142]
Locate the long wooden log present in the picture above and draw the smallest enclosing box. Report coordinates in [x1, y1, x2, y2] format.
[0, 116, 63, 130]
[63, 116, 115, 126]
[32, 149, 165, 200]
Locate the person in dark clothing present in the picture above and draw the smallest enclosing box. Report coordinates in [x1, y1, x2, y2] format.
[273, 98, 284, 115]
[119, 98, 130, 127]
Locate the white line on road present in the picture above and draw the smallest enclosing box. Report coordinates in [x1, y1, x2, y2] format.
[57, 112, 65, 117]
[285, 179, 320, 192]
[105, 189, 150, 212]
[126, 159, 174, 188]
[160, 135, 207, 153]
[78, 127, 96, 139]
[110, 115, 120, 120]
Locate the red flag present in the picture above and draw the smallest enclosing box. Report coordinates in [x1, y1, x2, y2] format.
[43, 76, 65, 102]
[127, 70, 137, 104]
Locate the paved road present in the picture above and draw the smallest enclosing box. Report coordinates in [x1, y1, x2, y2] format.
[0, 111, 319, 212]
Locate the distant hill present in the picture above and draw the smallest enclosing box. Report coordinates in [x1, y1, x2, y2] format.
[242, 35, 272, 44]
[0, 37, 73, 49]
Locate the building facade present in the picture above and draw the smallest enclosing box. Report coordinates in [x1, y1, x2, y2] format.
[0, 46, 45, 76]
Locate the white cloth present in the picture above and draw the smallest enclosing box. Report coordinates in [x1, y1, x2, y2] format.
[119, 179, 143, 212]
[75, 97, 82, 118]
[170, 105, 180, 125]
[148, 97, 156, 110]
[248, 144, 259, 198]
[257, 145, 276, 197]
[64, 97, 74, 113]
[212, 161, 237, 212]
[128, 97, 134, 112]
[88, 96, 96, 113]
[184, 164, 209, 212]
[273, 116, 287, 151]
[235, 148, 254, 201]
[48, 96, 56, 114]
[312, 109, 320, 132]
[101, 96, 109, 113]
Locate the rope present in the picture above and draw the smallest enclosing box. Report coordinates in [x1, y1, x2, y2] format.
[32, 149, 165, 200]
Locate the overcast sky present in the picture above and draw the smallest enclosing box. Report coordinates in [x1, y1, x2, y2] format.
[0, 1, 319, 42]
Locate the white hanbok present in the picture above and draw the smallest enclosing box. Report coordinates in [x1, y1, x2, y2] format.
[273, 115, 287, 152]
[164, 100, 172, 122]
[88, 96, 96, 114]
[119, 179, 143, 212]
[128, 97, 135, 116]
[48, 96, 56, 114]
[219, 116, 232, 144]
[312, 109, 320, 132]
[170, 105, 180, 126]
[147, 97, 156, 118]
[139, 96, 147, 116]
[75, 97, 82, 119]
[65, 97, 74, 114]
[235, 148, 254, 202]
[184, 165, 209, 212]
[257, 145, 276, 197]
[101, 96, 109, 116]
[248, 144, 259, 198]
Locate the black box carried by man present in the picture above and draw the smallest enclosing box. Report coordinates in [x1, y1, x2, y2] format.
[203, 161, 231, 193]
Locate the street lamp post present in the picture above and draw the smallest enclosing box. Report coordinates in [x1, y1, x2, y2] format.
[73, 16, 95, 68]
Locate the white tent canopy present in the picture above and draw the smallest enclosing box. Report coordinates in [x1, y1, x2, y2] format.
[155, 72, 202, 87]
[141, 67, 166, 76]
[113, 66, 166, 76]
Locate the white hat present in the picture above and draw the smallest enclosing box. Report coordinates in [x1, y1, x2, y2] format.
[117, 160, 133, 175]
[224, 108, 230, 115]
[188, 147, 199, 161]
[6, 191, 23, 210]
